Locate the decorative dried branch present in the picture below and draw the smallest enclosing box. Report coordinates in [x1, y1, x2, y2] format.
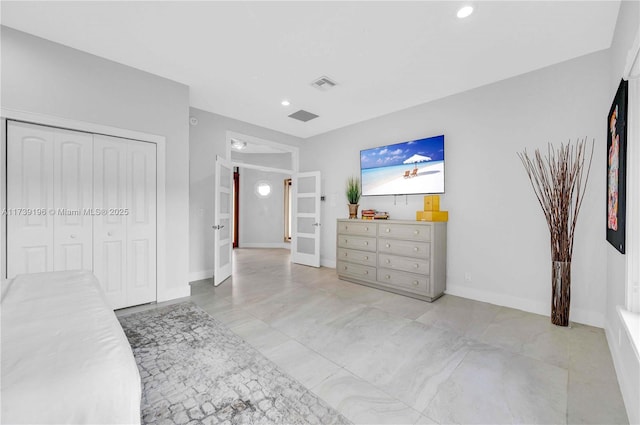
[517, 139, 594, 263]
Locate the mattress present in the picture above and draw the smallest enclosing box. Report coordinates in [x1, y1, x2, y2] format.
[1, 271, 141, 424]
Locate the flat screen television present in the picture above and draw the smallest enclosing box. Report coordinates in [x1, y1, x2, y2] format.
[360, 134, 444, 196]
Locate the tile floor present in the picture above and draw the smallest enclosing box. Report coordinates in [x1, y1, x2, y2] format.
[119, 248, 629, 425]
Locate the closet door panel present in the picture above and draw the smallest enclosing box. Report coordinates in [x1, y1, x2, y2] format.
[93, 135, 127, 309]
[53, 129, 93, 271]
[126, 142, 157, 306]
[7, 122, 55, 278]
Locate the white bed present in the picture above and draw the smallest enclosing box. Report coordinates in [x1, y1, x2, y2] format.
[1, 271, 142, 424]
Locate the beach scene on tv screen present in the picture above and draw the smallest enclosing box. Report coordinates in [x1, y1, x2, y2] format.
[361, 135, 444, 196]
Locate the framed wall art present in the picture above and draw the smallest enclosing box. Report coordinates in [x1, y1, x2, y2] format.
[607, 79, 628, 254]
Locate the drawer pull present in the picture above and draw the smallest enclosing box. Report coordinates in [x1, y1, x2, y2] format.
[414, 230, 419, 235]
[343, 266, 348, 270]
[364, 256, 369, 260]
[385, 243, 391, 248]
[385, 275, 391, 279]
[385, 228, 390, 233]
[344, 252, 348, 257]
[414, 264, 419, 268]
[364, 241, 368, 246]
[365, 227, 369, 231]
[386, 259, 391, 264]
[413, 280, 419, 286]
[364, 271, 369, 275]
[413, 247, 419, 252]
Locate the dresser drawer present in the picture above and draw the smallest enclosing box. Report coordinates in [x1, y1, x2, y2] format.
[378, 254, 430, 275]
[337, 235, 376, 252]
[378, 223, 431, 241]
[377, 268, 430, 293]
[379, 238, 430, 259]
[338, 261, 376, 281]
[337, 248, 376, 267]
[338, 221, 377, 236]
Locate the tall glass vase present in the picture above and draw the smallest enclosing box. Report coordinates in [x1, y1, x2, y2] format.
[551, 261, 571, 326]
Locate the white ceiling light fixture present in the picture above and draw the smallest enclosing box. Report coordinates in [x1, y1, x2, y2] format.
[281, 99, 290, 106]
[230, 138, 247, 150]
[255, 181, 272, 198]
[457, 5, 474, 19]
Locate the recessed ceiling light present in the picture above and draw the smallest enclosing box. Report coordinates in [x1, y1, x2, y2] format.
[281, 100, 290, 106]
[457, 5, 474, 18]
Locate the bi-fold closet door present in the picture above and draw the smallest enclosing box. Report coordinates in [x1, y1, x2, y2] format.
[6, 121, 157, 310]
[7, 122, 93, 275]
[93, 135, 157, 309]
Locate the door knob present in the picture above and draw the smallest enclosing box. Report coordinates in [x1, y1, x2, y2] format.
[107, 232, 113, 237]
[70, 234, 77, 239]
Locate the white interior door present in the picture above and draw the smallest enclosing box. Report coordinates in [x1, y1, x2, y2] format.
[93, 135, 128, 309]
[53, 128, 93, 272]
[126, 141, 157, 306]
[291, 171, 321, 267]
[214, 156, 233, 286]
[7, 122, 55, 277]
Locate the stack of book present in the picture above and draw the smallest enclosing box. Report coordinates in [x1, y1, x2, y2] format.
[361, 209, 376, 220]
[361, 209, 390, 220]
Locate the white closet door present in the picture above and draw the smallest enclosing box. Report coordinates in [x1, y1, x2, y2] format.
[126, 141, 157, 306]
[7, 122, 55, 278]
[93, 135, 128, 309]
[53, 129, 93, 271]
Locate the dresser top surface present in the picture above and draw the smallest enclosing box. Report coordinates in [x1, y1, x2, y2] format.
[337, 218, 445, 225]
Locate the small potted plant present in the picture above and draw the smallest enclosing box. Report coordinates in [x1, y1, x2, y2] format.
[346, 176, 361, 219]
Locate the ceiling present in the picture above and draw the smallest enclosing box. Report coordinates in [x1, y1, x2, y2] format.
[1, 1, 621, 139]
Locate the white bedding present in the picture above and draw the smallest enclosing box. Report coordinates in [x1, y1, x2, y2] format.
[1, 271, 141, 424]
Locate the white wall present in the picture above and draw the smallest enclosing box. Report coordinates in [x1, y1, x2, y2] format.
[605, 2, 640, 424]
[189, 107, 302, 281]
[0, 26, 191, 302]
[232, 152, 292, 170]
[239, 168, 290, 248]
[301, 49, 610, 327]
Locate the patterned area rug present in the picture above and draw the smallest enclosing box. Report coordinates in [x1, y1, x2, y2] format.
[119, 303, 350, 425]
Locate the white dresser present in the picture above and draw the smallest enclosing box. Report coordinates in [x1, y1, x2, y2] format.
[336, 219, 446, 302]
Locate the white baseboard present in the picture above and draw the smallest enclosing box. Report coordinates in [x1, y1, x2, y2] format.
[321, 257, 336, 268]
[157, 285, 191, 303]
[189, 269, 214, 282]
[240, 243, 290, 249]
[605, 316, 640, 425]
[445, 283, 604, 328]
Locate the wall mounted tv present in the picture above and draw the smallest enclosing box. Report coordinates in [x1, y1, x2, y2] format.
[360, 135, 444, 196]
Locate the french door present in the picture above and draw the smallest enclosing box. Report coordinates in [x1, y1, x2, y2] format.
[291, 171, 321, 267]
[213, 156, 233, 285]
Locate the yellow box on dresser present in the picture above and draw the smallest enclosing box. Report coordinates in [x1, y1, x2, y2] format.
[423, 195, 441, 211]
[416, 210, 449, 222]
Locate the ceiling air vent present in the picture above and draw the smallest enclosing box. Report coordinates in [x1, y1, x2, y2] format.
[311, 76, 337, 91]
[288, 110, 319, 122]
